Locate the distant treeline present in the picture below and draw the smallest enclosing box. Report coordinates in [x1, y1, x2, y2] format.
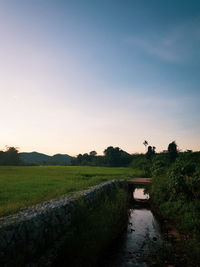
[0, 141, 198, 167]
[71, 147, 132, 167]
[0, 145, 133, 167]
[71, 141, 191, 169]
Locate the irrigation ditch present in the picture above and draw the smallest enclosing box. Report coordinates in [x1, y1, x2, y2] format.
[0, 179, 180, 267]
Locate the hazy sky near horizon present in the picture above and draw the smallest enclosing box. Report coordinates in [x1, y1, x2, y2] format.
[0, 0, 200, 156]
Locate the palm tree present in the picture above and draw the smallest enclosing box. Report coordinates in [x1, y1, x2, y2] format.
[143, 140, 148, 151]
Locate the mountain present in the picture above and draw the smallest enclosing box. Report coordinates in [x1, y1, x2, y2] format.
[20, 152, 72, 165]
[52, 154, 72, 164]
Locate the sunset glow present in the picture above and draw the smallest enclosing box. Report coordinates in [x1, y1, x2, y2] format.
[0, 0, 199, 156]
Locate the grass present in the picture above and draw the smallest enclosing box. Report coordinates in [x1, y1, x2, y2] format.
[0, 166, 139, 217]
[53, 188, 128, 267]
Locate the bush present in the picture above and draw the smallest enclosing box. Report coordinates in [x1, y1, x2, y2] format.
[150, 152, 200, 265]
[168, 158, 200, 201]
[130, 155, 152, 177]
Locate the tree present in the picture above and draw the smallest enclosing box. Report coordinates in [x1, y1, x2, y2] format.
[143, 140, 148, 151]
[0, 150, 5, 165]
[82, 153, 90, 164]
[168, 141, 178, 162]
[4, 147, 20, 165]
[104, 146, 131, 167]
[76, 154, 83, 165]
[89, 151, 97, 156]
[104, 146, 121, 167]
[146, 145, 156, 160]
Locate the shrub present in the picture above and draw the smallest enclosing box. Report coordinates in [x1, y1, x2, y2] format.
[130, 155, 152, 177]
[150, 152, 200, 265]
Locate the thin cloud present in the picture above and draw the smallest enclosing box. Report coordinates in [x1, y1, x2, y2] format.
[125, 18, 200, 63]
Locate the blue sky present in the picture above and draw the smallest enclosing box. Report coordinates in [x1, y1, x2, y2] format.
[0, 0, 199, 155]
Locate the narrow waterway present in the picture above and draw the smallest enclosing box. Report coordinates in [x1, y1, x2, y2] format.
[107, 188, 166, 267]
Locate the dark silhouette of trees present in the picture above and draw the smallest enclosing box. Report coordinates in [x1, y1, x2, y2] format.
[0, 147, 21, 165]
[168, 141, 178, 162]
[104, 146, 131, 167]
[104, 146, 121, 167]
[71, 146, 131, 167]
[146, 146, 156, 160]
[71, 151, 105, 166]
[75, 153, 90, 165]
[89, 151, 97, 156]
[0, 151, 5, 165]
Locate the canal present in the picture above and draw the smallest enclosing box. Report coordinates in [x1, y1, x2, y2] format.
[106, 187, 170, 267]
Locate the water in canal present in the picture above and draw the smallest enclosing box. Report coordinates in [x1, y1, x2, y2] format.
[107, 187, 166, 267]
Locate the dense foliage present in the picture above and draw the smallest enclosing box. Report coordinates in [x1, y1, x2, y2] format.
[71, 146, 132, 167]
[150, 151, 200, 265]
[129, 154, 152, 177]
[168, 141, 178, 162]
[0, 147, 21, 165]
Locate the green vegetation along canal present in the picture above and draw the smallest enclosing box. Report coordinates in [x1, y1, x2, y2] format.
[106, 188, 169, 267]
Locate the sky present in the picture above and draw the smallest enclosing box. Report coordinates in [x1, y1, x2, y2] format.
[0, 0, 200, 156]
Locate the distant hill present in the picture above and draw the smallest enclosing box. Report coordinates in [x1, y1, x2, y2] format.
[20, 152, 72, 165]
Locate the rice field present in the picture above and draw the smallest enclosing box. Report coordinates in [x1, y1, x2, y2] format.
[0, 166, 140, 217]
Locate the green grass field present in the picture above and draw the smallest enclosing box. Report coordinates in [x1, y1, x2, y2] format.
[0, 166, 139, 217]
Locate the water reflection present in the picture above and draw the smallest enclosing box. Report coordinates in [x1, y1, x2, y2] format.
[116, 209, 162, 266]
[133, 188, 149, 200]
[108, 187, 163, 267]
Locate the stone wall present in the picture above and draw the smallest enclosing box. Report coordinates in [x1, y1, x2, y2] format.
[0, 180, 128, 267]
